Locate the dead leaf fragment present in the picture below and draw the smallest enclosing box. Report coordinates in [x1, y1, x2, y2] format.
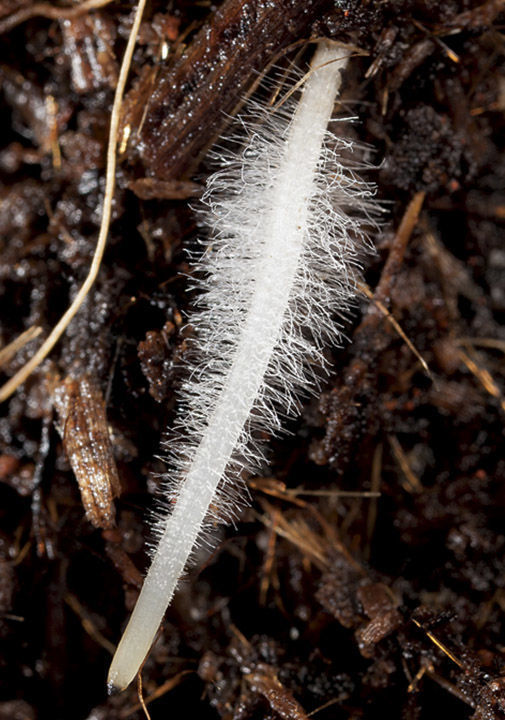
[245, 663, 309, 720]
[53, 374, 120, 528]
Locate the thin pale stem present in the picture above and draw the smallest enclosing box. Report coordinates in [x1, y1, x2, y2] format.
[108, 41, 348, 692]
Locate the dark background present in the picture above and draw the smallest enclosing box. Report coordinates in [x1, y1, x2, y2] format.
[0, 1, 504, 718]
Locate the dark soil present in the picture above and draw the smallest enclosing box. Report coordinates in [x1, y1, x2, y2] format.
[0, 1, 504, 719]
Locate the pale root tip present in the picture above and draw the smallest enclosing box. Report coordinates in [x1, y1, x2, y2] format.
[106, 679, 121, 696]
[107, 663, 133, 694]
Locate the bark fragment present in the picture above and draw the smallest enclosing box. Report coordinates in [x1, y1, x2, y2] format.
[53, 374, 120, 529]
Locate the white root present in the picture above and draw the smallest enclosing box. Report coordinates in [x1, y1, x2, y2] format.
[108, 40, 378, 692]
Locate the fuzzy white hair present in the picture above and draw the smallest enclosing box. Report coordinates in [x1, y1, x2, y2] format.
[108, 40, 379, 692]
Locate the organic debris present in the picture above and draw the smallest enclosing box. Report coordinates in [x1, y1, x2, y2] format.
[0, 0, 504, 718]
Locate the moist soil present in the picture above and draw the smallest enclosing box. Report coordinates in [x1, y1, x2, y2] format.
[0, 1, 504, 718]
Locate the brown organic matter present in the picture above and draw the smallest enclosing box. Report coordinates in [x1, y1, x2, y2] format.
[0, 0, 504, 719]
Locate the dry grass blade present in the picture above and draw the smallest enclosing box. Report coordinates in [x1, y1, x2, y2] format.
[458, 347, 505, 412]
[307, 697, 342, 717]
[64, 594, 116, 654]
[259, 506, 280, 605]
[0, 0, 147, 403]
[365, 443, 382, 559]
[119, 672, 193, 719]
[287, 489, 380, 498]
[456, 337, 505, 354]
[0, 326, 42, 369]
[358, 280, 432, 379]
[250, 476, 380, 505]
[412, 618, 464, 668]
[258, 501, 330, 570]
[389, 435, 423, 493]
[407, 661, 433, 693]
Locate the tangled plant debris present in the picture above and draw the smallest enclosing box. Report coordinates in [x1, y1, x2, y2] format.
[0, 0, 504, 719]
